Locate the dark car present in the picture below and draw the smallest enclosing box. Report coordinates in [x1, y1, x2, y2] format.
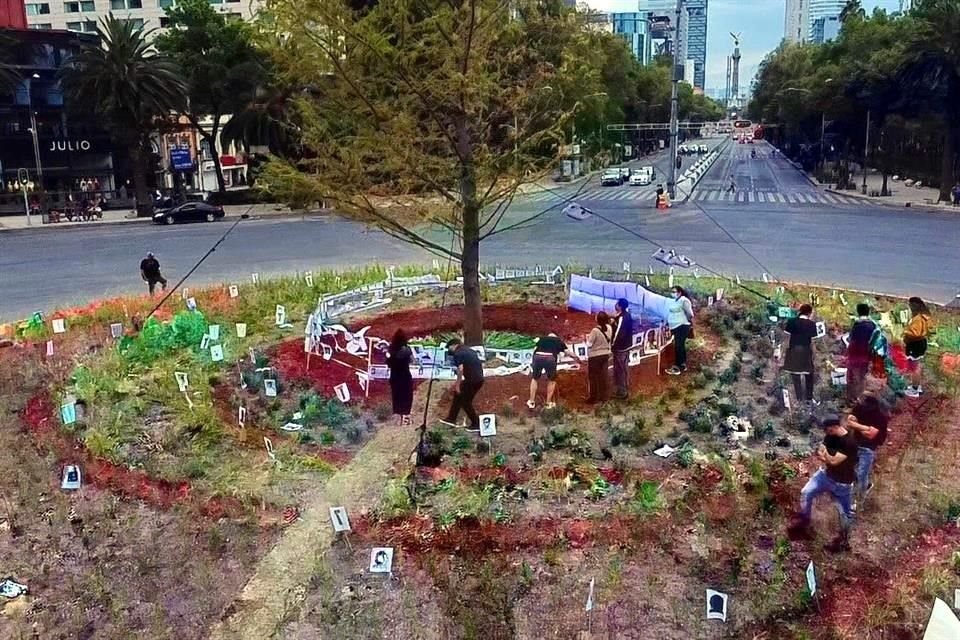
[153, 202, 225, 225]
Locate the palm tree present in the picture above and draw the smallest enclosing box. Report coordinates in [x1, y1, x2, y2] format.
[899, 0, 960, 201]
[60, 16, 186, 215]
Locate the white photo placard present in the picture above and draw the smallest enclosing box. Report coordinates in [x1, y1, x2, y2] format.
[275, 305, 286, 327]
[110, 322, 123, 339]
[210, 344, 224, 362]
[706, 589, 728, 622]
[264, 378, 277, 397]
[236, 323, 247, 338]
[369, 547, 394, 573]
[52, 318, 66, 334]
[238, 406, 247, 427]
[329, 506, 351, 533]
[334, 382, 351, 403]
[229, 284, 239, 298]
[45, 340, 54, 356]
[479, 414, 497, 437]
[174, 371, 189, 392]
[208, 324, 220, 341]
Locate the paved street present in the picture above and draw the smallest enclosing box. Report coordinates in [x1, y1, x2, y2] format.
[2, 140, 958, 321]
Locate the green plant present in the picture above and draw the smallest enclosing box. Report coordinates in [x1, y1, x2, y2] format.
[631, 480, 664, 515]
[373, 402, 392, 421]
[540, 405, 566, 426]
[492, 452, 507, 467]
[587, 477, 611, 500]
[380, 476, 414, 517]
[677, 442, 695, 468]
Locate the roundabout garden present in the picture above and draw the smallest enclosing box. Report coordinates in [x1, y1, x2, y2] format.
[0, 265, 958, 639]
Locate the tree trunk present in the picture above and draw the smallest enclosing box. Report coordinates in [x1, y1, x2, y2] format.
[200, 131, 227, 194]
[456, 115, 483, 346]
[938, 127, 954, 202]
[130, 144, 152, 217]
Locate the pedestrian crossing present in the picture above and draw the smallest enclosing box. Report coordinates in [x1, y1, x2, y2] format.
[520, 186, 864, 206]
[688, 189, 864, 206]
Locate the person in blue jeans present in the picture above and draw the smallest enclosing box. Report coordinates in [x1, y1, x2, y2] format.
[665, 286, 694, 375]
[845, 393, 889, 499]
[788, 414, 859, 552]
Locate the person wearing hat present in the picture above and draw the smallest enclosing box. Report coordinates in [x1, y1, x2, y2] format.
[610, 298, 634, 399]
[139, 252, 167, 295]
[788, 414, 859, 552]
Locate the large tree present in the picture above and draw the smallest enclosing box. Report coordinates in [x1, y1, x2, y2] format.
[61, 16, 186, 215]
[259, 0, 582, 343]
[155, 0, 267, 193]
[899, 0, 960, 201]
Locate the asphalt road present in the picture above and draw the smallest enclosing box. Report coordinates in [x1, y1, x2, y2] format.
[2, 140, 958, 321]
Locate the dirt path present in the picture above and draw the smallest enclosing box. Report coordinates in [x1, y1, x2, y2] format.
[207, 391, 433, 640]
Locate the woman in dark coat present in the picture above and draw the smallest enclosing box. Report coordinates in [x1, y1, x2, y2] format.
[386, 329, 414, 425]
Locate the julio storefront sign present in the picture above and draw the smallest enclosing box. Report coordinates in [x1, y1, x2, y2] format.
[48, 140, 92, 152]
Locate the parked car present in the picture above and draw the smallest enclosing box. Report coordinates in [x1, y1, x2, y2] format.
[629, 170, 651, 186]
[153, 202, 225, 225]
[699, 144, 708, 153]
[641, 165, 656, 180]
[600, 169, 624, 186]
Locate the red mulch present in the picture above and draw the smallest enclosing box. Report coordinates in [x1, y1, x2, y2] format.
[352, 512, 667, 556]
[271, 303, 688, 412]
[21, 393, 246, 519]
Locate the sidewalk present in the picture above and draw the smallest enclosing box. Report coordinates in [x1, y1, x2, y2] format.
[818, 171, 959, 212]
[0, 202, 301, 232]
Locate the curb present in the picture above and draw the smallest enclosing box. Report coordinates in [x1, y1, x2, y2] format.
[823, 188, 957, 214]
[0, 209, 315, 235]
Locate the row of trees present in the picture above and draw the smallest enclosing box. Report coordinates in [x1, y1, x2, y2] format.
[748, 0, 960, 200]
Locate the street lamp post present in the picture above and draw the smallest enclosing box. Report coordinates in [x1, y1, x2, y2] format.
[26, 74, 44, 191]
[666, 0, 684, 200]
[862, 109, 871, 195]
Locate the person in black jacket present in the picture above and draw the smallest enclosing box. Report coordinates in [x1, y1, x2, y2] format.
[386, 329, 414, 425]
[442, 338, 484, 431]
[610, 298, 634, 399]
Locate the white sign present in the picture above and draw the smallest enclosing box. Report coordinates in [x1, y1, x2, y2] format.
[304, 272, 314, 287]
[181, 288, 189, 300]
[251, 273, 260, 284]
[806, 560, 817, 596]
[782, 388, 791, 410]
[706, 589, 728, 622]
[236, 323, 247, 338]
[238, 406, 246, 427]
[585, 577, 595, 612]
[762, 273, 770, 283]
[329, 506, 351, 533]
[186, 297, 197, 311]
[622, 261, 630, 273]
[668, 267, 674, 289]
[208, 325, 220, 341]
[200, 334, 210, 350]
[210, 344, 224, 362]
[644, 275, 651, 287]
[369, 547, 394, 573]
[899, 309, 910, 324]
[264, 379, 277, 397]
[815, 321, 826, 338]
[716, 288, 724, 301]
[479, 414, 497, 437]
[334, 382, 351, 403]
[52, 318, 65, 334]
[735, 274, 741, 285]
[61, 464, 82, 490]
[275, 305, 286, 327]
[60, 403, 76, 425]
[45, 340, 54, 356]
[356, 371, 369, 392]
[573, 343, 588, 360]
[110, 322, 123, 339]
[322, 343, 333, 360]
[707, 296, 715, 307]
[174, 371, 189, 392]
[263, 436, 276, 462]
[229, 284, 239, 298]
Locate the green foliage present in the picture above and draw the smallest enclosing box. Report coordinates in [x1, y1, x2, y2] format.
[539, 405, 567, 426]
[380, 477, 414, 518]
[119, 311, 209, 365]
[609, 417, 649, 448]
[676, 441, 695, 468]
[484, 331, 537, 350]
[587, 477, 611, 500]
[631, 480, 664, 515]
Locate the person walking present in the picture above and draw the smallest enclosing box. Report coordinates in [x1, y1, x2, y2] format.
[903, 296, 932, 398]
[726, 177, 736, 193]
[951, 181, 960, 206]
[788, 414, 859, 552]
[782, 304, 819, 406]
[845, 303, 879, 404]
[526, 333, 580, 410]
[442, 338, 484, 431]
[585, 312, 613, 403]
[139, 252, 167, 295]
[386, 329, 414, 426]
[610, 298, 634, 400]
[665, 286, 694, 375]
[845, 392, 889, 501]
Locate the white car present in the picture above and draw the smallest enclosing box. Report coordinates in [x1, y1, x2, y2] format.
[640, 165, 656, 180]
[629, 171, 651, 186]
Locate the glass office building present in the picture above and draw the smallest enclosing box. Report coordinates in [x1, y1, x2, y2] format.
[611, 12, 650, 65]
[637, 0, 706, 90]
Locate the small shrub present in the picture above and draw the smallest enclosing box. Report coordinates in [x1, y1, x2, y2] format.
[631, 480, 664, 515]
[373, 402, 393, 422]
[499, 403, 517, 418]
[319, 430, 336, 445]
[677, 442, 695, 468]
[540, 405, 566, 426]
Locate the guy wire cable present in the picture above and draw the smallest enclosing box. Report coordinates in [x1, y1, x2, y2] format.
[143, 202, 257, 322]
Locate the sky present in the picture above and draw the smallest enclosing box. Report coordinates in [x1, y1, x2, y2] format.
[584, 0, 906, 92]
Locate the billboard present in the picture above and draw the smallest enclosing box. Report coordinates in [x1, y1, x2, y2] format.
[170, 147, 193, 171]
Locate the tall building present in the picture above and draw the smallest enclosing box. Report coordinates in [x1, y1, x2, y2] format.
[611, 12, 650, 64]
[22, 0, 260, 33]
[810, 14, 840, 44]
[784, 0, 807, 43]
[637, 0, 705, 90]
[785, 0, 844, 44]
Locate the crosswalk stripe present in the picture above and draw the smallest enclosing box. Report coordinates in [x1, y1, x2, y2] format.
[757, 192, 766, 202]
[821, 193, 838, 203]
